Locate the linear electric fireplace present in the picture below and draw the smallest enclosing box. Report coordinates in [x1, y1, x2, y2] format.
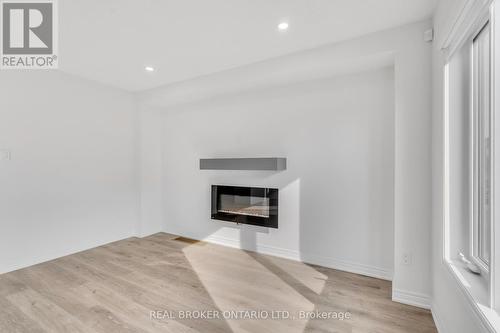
[211, 185, 278, 228]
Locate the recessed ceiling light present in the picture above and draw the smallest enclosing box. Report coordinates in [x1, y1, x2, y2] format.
[278, 22, 289, 31]
[145, 66, 155, 72]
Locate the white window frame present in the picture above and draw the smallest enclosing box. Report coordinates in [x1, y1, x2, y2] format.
[491, 0, 500, 314]
[442, 0, 500, 328]
[470, 20, 492, 275]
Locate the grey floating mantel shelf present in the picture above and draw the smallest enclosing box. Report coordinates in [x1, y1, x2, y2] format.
[200, 158, 286, 171]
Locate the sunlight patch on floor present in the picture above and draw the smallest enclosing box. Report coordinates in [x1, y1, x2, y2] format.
[182, 242, 318, 333]
[256, 255, 327, 295]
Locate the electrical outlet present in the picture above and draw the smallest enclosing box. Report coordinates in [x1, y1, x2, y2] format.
[402, 253, 412, 265]
[0, 150, 10, 161]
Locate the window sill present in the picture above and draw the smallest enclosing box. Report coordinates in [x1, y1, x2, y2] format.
[445, 259, 500, 332]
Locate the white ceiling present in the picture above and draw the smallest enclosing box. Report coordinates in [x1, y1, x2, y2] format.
[59, 0, 437, 91]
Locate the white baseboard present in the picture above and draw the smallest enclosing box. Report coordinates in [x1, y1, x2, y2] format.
[431, 303, 447, 333]
[300, 252, 393, 281]
[202, 234, 393, 281]
[203, 234, 300, 260]
[392, 289, 431, 309]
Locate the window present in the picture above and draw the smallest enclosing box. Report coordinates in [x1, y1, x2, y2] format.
[471, 22, 492, 271]
[443, 1, 500, 327]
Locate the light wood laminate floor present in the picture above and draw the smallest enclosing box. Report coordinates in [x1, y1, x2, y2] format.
[0, 233, 437, 333]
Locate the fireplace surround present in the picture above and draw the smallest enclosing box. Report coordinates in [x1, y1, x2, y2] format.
[211, 185, 278, 228]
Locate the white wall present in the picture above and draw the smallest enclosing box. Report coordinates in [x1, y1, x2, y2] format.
[0, 70, 139, 274]
[139, 21, 433, 306]
[149, 68, 395, 279]
[431, 0, 492, 331]
[138, 105, 164, 237]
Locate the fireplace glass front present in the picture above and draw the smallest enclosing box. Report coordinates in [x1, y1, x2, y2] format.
[211, 185, 278, 228]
